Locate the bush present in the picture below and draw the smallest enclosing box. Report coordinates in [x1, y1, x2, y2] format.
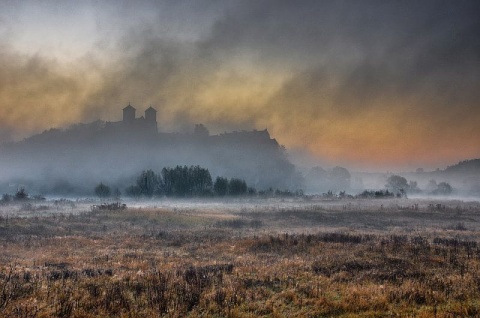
[433, 182, 453, 195]
[356, 190, 395, 199]
[94, 183, 111, 199]
[386, 175, 408, 195]
[15, 188, 29, 201]
[1, 193, 12, 204]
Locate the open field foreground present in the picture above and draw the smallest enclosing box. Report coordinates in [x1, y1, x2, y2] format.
[1, 198, 480, 317]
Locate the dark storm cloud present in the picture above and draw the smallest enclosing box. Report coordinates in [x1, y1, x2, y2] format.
[0, 0, 479, 168]
[193, 0, 480, 166]
[205, 0, 480, 84]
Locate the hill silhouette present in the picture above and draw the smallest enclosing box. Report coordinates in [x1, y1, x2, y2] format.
[0, 108, 301, 195]
[444, 159, 480, 175]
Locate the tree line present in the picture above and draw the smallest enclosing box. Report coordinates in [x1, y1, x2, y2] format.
[95, 165, 259, 199]
[385, 175, 453, 197]
[0, 188, 45, 204]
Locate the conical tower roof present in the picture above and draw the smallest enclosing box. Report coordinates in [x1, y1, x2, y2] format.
[123, 103, 136, 111]
[145, 106, 157, 113]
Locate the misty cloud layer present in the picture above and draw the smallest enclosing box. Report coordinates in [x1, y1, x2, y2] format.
[1, 0, 479, 169]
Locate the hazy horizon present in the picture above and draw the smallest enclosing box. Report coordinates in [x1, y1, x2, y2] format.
[1, 112, 474, 174]
[1, 1, 480, 172]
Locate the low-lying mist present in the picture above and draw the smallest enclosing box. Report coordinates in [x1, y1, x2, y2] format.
[0, 120, 302, 196]
[302, 159, 480, 199]
[0, 118, 479, 200]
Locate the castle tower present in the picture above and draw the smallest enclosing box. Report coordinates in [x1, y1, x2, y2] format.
[123, 104, 136, 124]
[145, 106, 157, 131]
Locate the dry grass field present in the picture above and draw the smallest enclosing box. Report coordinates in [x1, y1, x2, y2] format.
[1, 197, 480, 317]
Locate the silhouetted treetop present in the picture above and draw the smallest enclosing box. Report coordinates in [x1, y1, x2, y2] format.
[94, 183, 111, 198]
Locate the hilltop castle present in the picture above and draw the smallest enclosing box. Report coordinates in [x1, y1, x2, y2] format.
[101, 104, 281, 151]
[0, 103, 298, 192]
[106, 104, 274, 141]
[106, 104, 157, 133]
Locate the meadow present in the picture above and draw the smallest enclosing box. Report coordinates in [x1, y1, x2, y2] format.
[1, 197, 480, 317]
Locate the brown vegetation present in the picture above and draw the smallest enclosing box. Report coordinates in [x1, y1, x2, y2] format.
[1, 198, 480, 317]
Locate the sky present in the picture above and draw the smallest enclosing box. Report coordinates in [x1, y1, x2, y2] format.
[0, 0, 479, 171]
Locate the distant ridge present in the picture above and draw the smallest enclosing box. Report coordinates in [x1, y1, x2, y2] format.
[444, 159, 480, 174]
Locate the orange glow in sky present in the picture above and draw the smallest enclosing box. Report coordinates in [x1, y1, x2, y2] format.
[0, 1, 479, 171]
